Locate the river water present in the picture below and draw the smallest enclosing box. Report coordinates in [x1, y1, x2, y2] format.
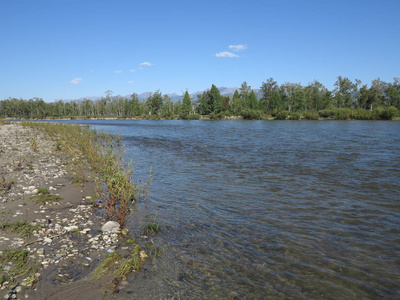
[64, 120, 399, 299]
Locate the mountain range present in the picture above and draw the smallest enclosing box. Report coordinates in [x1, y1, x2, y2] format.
[70, 87, 261, 103]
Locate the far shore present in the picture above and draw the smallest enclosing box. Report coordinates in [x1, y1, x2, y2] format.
[3, 115, 400, 121]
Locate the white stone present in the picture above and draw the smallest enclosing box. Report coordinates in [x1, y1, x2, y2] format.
[80, 228, 91, 234]
[101, 221, 120, 233]
[64, 225, 79, 232]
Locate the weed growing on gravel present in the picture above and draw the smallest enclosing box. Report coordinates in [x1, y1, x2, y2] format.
[0, 249, 40, 287]
[0, 176, 14, 192]
[89, 244, 146, 294]
[30, 187, 62, 205]
[36, 187, 49, 194]
[29, 136, 39, 152]
[21, 122, 143, 227]
[0, 220, 42, 238]
[89, 252, 122, 280]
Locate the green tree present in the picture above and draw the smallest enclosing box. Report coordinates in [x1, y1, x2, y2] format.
[199, 91, 212, 115]
[231, 90, 242, 115]
[181, 91, 192, 114]
[260, 78, 279, 112]
[210, 84, 222, 113]
[281, 82, 303, 111]
[248, 90, 259, 110]
[146, 90, 164, 115]
[334, 76, 358, 108]
[269, 91, 283, 111]
[387, 78, 400, 108]
[304, 80, 329, 111]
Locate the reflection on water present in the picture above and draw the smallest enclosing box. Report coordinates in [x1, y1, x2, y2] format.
[63, 120, 400, 299]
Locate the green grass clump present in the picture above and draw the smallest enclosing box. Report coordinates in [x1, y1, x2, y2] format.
[88, 244, 149, 294]
[126, 238, 136, 244]
[89, 252, 122, 280]
[144, 216, 161, 235]
[113, 258, 136, 281]
[0, 248, 40, 286]
[0, 120, 11, 125]
[0, 220, 42, 238]
[29, 136, 39, 152]
[30, 188, 62, 205]
[36, 187, 50, 195]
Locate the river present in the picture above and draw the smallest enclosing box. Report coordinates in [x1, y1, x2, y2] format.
[61, 120, 400, 299]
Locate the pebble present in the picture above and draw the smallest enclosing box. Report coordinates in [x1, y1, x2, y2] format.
[0, 126, 141, 298]
[101, 221, 120, 233]
[64, 225, 78, 232]
[43, 238, 52, 244]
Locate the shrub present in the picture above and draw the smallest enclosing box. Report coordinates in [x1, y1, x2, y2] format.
[303, 111, 319, 120]
[350, 109, 374, 120]
[288, 112, 301, 120]
[209, 112, 228, 120]
[274, 110, 289, 120]
[378, 106, 398, 120]
[318, 109, 335, 118]
[334, 108, 352, 120]
[241, 109, 261, 120]
[180, 113, 201, 120]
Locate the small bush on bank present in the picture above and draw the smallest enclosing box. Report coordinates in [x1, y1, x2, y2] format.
[274, 110, 289, 120]
[288, 112, 301, 120]
[209, 112, 229, 120]
[303, 111, 320, 120]
[180, 113, 201, 120]
[378, 106, 399, 120]
[241, 109, 261, 120]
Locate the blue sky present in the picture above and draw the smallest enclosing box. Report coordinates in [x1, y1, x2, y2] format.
[1, 0, 399, 102]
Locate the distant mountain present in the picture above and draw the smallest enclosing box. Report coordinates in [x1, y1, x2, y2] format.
[69, 87, 263, 103]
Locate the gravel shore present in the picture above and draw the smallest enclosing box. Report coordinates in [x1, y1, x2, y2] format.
[0, 123, 129, 299]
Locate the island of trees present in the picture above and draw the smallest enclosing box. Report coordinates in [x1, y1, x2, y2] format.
[1, 77, 399, 120]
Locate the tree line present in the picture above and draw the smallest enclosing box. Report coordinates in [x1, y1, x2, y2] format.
[1, 76, 399, 120]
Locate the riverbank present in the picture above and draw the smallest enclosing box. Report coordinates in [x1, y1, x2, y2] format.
[0, 123, 141, 299]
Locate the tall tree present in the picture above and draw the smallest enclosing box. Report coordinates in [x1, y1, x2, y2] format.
[231, 90, 242, 115]
[260, 78, 279, 112]
[146, 90, 164, 115]
[210, 84, 222, 113]
[181, 90, 192, 114]
[334, 76, 358, 108]
[248, 90, 259, 110]
[304, 80, 329, 111]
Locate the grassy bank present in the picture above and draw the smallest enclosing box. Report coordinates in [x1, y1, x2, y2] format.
[21, 121, 140, 227]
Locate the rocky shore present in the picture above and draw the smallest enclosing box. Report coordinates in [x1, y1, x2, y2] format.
[0, 123, 133, 299]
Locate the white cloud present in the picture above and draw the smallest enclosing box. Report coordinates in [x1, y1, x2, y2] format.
[114, 70, 122, 74]
[215, 51, 239, 58]
[130, 69, 136, 72]
[139, 62, 153, 66]
[70, 77, 82, 85]
[127, 81, 135, 84]
[229, 44, 247, 52]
